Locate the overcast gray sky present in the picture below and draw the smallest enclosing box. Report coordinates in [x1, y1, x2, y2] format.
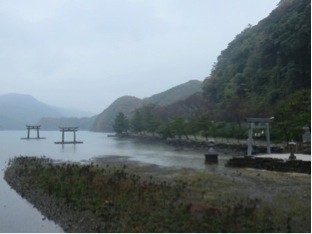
[0, 0, 279, 114]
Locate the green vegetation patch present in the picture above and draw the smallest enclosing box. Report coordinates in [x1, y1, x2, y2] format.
[4, 156, 309, 232]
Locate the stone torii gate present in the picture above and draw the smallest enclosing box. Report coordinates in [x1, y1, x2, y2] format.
[245, 117, 274, 156]
[55, 127, 83, 144]
[21, 125, 46, 140]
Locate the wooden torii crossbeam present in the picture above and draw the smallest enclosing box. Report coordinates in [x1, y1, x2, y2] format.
[21, 125, 46, 140]
[245, 117, 274, 156]
[55, 127, 83, 144]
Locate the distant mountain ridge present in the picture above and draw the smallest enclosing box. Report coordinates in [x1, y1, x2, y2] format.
[91, 80, 202, 132]
[91, 96, 144, 132]
[0, 93, 94, 130]
[38, 116, 97, 131]
[93, 0, 311, 139]
[144, 80, 202, 106]
[0, 80, 202, 131]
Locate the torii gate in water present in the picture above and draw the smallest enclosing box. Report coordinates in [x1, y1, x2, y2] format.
[21, 125, 46, 140]
[54, 127, 83, 144]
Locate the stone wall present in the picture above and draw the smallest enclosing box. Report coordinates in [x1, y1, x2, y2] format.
[226, 157, 311, 174]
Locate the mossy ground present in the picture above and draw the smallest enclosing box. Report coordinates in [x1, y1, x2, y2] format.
[4, 156, 311, 233]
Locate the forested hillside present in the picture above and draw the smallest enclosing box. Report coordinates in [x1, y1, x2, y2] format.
[113, 0, 310, 142]
[203, 0, 310, 124]
[145, 80, 202, 106]
[91, 96, 144, 132]
[91, 80, 202, 132]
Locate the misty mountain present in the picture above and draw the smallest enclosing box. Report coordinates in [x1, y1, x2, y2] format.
[54, 107, 95, 118]
[91, 96, 144, 132]
[38, 116, 97, 130]
[0, 93, 94, 130]
[144, 80, 202, 106]
[91, 80, 202, 132]
[94, 0, 310, 141]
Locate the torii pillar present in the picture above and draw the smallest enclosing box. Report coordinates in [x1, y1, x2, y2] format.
[55, 127, 83, 144]
[245, 117, 274, 156]
[21, 125, 45, 140]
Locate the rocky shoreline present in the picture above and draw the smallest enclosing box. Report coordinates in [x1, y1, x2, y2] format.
[4, 155, 311, 233]
[3, 156, 197, 232]
[107, 134, 312, 177]
[119, 134, 307, 155]
[4, 156, 180, 233]
[4, 169, 103, 233]
[3, 135, 310, 232]
[165, 138, 284, 155]
[226, 156, 311, 174]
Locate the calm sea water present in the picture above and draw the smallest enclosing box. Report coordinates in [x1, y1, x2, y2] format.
[0, 130, 230, 232]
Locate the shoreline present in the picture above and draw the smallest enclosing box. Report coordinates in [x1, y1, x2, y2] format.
[4, 167, 101, 232]
[116, 133, 311, 155]
[4, 155, 311, 232]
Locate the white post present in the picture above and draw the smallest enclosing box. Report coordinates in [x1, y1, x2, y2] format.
[266, 123, 271, 154]
[247, 123, 253, 156]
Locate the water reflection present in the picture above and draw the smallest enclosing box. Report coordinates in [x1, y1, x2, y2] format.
[0, 131, 64, 233]
[0, 131, 233, 232]
[60, 143, 77, 154]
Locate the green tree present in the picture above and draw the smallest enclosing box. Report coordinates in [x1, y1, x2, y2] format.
[157, 122, 174, 139]
[197, 114, 211, 140]
[113, 112, 129, 135]
[186, 117, 200, 140]
[202, 0, 310, 132]
[171, 117, 188, 140]
[273, 89, 311, 141]
[131, 110, 145, 134]
[140, 104, 161, 136]
[147, 116, 162, 136]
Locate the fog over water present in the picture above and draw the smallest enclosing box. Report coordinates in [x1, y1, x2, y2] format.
[0, 130, 232, 232]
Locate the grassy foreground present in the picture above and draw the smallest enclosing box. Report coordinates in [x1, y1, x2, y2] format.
[4, 156, 310, 232]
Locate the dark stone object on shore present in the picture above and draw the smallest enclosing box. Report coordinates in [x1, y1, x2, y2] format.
[205, 154, 218, 163]
[226, 156, 311, 174]
[205, 146, 219, 163]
